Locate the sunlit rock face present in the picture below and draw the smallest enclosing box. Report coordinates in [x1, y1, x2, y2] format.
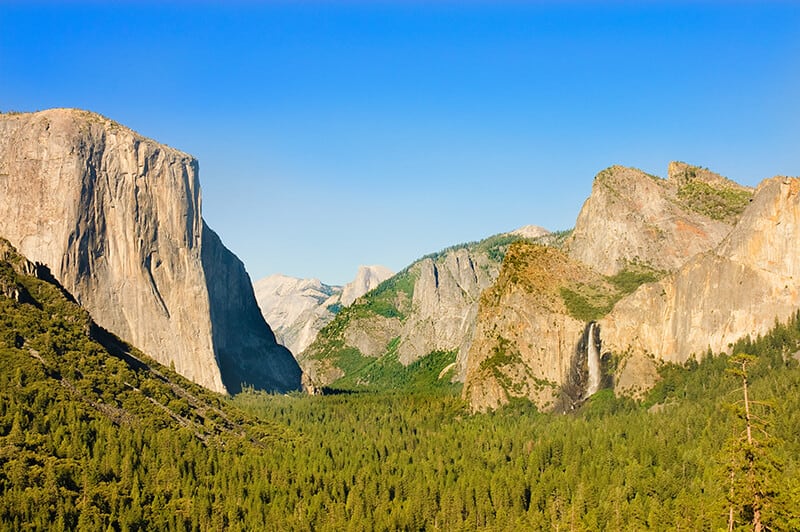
[462, 163, 767, 411]
[601, 176, 800, 389]
[399, 247, 500, 369]
[0, 108, 301, 394]
[341, 265, 394, 307]
[463, 243, 596, 412]
[565, 163, 752, 276]
[299, 239, 513, 389]
[254, 274, 343, 356]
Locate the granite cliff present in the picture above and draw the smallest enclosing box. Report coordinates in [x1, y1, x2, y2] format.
[462, 243, 597, 412]
[566, 162, 752, 275]
[464, 163, 764, 411]
[341, 265, 394, 307]
[601, 176, 800, 396]
[0, 109, 301, 394]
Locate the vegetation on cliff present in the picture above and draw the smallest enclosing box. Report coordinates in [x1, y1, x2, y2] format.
[671, 162, 754, 223]
[560, 263, 663, 322]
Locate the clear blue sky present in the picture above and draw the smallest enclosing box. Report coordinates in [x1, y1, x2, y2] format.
[2, 2, 799, 285]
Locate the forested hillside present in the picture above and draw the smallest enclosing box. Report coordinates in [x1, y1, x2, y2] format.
[1, 239, 799, 530]
[0, 241, 292, 530]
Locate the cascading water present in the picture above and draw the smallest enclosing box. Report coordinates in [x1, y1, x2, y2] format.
[584, 322, 601, 398]
[560, 321, 604, 411]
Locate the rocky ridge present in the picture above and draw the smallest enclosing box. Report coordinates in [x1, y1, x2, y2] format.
[0, 109, 301, 394]
[566, 162, 752, 275]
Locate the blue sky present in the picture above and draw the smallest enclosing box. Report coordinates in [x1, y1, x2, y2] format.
[2, 2, 799, 285]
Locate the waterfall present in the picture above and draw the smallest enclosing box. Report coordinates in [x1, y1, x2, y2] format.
[585, 322, 601, 398]
[562, 321, 604, 409]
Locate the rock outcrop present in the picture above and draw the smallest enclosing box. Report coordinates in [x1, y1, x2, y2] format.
[253, 265, 393, 355]
[398, 248, 499, 370]
[566, 163, 753, 276]
[0, 109, 301, 394]
[464, 163, 800, 410]
[463, 243, 598, 412]
[601, 176, 800, 392]
[508, 225, 551, 239]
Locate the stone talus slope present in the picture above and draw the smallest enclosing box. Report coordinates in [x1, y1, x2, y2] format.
[565, 163, 752, 276]
[0, 109, 300, 394]
[601, 176, 800, 393]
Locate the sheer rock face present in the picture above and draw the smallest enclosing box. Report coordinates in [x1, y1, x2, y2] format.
[463, 164, 761, 411]
[253, 265, 393, 356]
[601, 177, 800, 388]
[565, 163, 752, 276]
[463, 244, 593, 412]
[399, 248, 499, 371]
[0, 109, 301, 394]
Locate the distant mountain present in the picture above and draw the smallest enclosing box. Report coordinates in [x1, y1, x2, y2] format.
[340, 265, 395, 306]
[0, 109, 300, 394]
[253, 265, 393, 355]
[507, 225, 550, 239]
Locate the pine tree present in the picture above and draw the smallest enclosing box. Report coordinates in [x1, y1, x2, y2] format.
[724, 353, 779, 531]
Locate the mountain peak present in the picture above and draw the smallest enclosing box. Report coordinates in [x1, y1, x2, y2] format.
[566, 162, 752, 276]
[667, 161, 753, 193]
[340, 265, 394, 306]
[508, 225, 550, 239]
[253, 265, 393, 356]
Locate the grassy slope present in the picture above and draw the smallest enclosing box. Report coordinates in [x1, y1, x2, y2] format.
[671, 163, 754, 224]
[559, 262, 664, 322]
